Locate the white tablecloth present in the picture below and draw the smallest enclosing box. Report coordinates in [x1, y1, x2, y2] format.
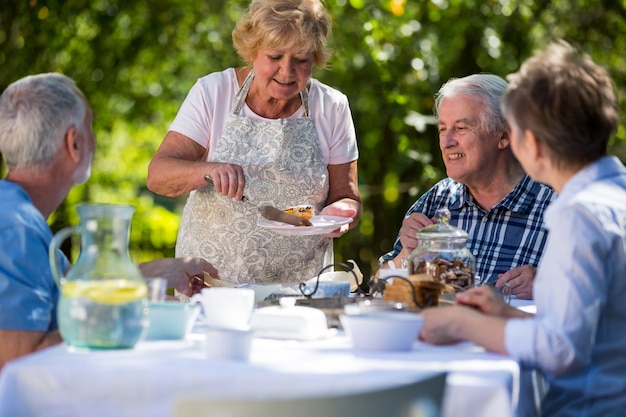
[0, 326, 537, 417]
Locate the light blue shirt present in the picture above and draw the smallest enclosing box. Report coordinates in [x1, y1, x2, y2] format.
[505, 156, 626, 416]
[0, 181, 68, 332]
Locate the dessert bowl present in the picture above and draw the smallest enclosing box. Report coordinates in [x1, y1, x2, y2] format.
[340, 310, 423, 352]
[145, 301, 200, 341]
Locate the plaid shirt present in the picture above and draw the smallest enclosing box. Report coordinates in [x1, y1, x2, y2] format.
[379, 175, 556, 283]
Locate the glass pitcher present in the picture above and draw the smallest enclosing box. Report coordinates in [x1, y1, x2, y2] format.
[49, 203, 148, 349]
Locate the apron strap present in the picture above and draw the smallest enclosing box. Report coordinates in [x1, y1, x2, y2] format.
[231, 69, 255, 114]
[301, 85, 310, 118]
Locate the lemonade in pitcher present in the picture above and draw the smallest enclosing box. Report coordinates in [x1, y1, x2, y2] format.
[50, 204, 149, 349]
[58, 279, 148, 349]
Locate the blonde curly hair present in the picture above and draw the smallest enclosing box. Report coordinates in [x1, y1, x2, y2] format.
[232, 0, 332, 68]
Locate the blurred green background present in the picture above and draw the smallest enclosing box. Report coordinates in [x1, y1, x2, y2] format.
[2, 0, 625, 279]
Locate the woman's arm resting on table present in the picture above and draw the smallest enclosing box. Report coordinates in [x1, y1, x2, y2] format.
[419, 286, 534, 354]
[420, 305, 509, 354]
[147, 131, 246, 200]
[0, 329, 62, 370]
[320, 161, 362, 237]
[457, 287, 534, 319]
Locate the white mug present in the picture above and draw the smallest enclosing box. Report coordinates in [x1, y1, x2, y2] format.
[191, 287, 255, 330]
[205, 327, 253, 361]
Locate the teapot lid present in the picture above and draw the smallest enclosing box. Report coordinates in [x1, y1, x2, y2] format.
[416, 208, 468, 241]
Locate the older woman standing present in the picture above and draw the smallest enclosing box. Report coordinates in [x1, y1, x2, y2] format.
[147, 0, 361, 284]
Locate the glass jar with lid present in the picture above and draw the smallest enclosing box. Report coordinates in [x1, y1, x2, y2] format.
[407, 208, 476, 291]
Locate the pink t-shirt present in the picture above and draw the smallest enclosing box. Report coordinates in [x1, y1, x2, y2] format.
[168, 68, 358, 165]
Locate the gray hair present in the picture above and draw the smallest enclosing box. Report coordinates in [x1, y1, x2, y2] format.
[434, 74, 509, 137]
[0, 73, 87, 171]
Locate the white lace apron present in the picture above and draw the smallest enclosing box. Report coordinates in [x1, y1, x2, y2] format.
[176, 70, 332, 284]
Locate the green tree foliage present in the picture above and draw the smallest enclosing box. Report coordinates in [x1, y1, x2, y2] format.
[2, 0, 625, 278]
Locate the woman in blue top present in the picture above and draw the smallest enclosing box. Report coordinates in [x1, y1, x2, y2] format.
[419, 40, 626, 416]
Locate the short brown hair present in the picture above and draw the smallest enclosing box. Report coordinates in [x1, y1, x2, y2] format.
[502, 40, 618, 169]
[232, 0, 332, 68]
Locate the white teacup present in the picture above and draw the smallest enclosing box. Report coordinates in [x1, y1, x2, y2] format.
[205, 327, 253, 361]
[191, 287, 255, 330]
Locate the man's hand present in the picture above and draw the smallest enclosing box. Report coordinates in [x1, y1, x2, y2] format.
[496, 265, 536, 300]
[139, 257, 220, 297]
[398, 213, 435, 254]
[379, 213, 435, 269]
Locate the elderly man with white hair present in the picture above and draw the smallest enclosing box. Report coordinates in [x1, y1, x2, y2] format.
[0, 73, 220, 370]
[380, 74, 556, 299]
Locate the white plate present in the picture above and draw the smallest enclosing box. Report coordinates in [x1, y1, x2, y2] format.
[258, 215, 353, 236]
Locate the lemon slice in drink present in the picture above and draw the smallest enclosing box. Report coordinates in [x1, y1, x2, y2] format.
[60, 281, 85, 299]
[62, 280, 147, 305]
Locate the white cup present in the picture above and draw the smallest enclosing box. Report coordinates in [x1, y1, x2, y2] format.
[191, 287, 255, 330]
[205, 327, 253, 361]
